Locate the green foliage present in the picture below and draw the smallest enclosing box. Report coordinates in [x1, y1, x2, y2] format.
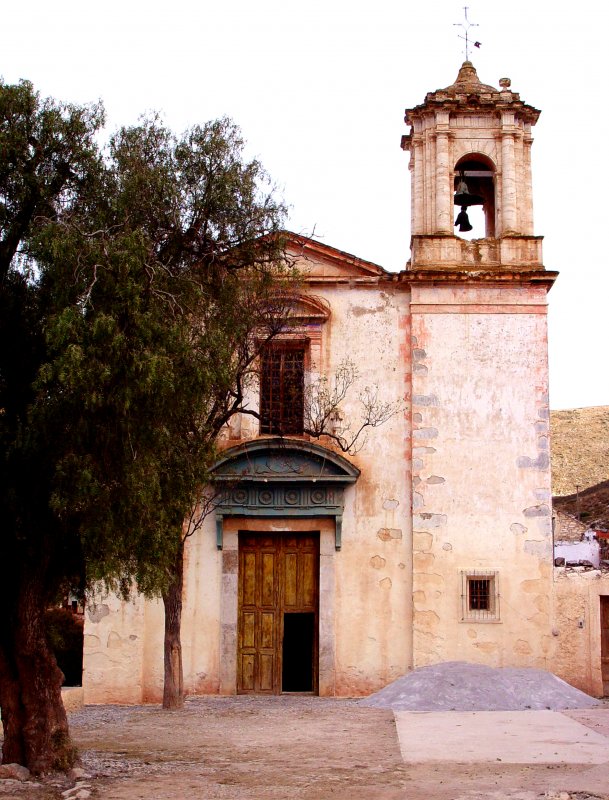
[1, 80, 291, 611]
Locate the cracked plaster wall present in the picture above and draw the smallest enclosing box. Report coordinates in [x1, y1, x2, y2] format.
[410, 282, 553, 670]
[550, 569, 609, 697]
[83, 280, 412, 702]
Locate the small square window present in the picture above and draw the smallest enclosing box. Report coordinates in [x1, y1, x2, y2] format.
[461, 571, 500, 621]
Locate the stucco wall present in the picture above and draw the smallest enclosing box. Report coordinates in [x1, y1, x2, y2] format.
[551, 569, 609, 696]
[83, 278, 412, 702]
[316, 283, 411, 694]
[410, 282, 553, 669]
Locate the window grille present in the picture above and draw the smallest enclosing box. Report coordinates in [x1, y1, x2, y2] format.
[260, 345, 305, 435]
[460, 570, 500, 621]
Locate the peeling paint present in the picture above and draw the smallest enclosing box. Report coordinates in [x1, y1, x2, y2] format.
[413, 552, 435, 570]
[510, 523, 528, 535]
[377, 527, 402, 541]
[413, 513, 447, 529]
[350, 303, 388, 317]
[517, 452, 550, 470]
[413, 348, 427, 360]
[523, 504, 550, 517]
[426, 475, 445, 484]
[382, 499, 399, 510]
[413, 427, 438, 440]
[413, 572, 444, 588]
[473, 642, 499, 654]
[379, 577, 392, 590]
[412, 394, 439, 407]
[442, 542, 452, 551]
[88, 604, 110, 623]
[413, 446, 436, 456]
[413, 532, 433, 552]
[413, 363, 428, 375]
[524, 539, 550, 557]
[414, 610, 440, 629]
[413, 412, 423, 423]
[413, 492, 424, 510]
[370, 555, 386, 569]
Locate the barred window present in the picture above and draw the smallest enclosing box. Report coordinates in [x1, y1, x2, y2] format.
[460, 571, 500, 621]
[260, 345, 305, 435]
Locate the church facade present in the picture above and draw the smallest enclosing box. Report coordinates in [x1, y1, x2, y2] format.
[82, 63, 606, 702]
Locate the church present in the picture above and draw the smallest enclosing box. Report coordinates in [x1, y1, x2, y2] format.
[82, 61, 608, 702]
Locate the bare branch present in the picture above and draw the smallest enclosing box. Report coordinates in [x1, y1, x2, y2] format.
[303, 359, 402, 454]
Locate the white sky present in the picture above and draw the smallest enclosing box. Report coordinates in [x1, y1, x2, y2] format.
[3, 0, 608, 410]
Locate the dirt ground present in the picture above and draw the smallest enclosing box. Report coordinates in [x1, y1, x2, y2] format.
[1, 697, 609, 800]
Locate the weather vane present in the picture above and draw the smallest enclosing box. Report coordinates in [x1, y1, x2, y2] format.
[454, 7, 481, 61]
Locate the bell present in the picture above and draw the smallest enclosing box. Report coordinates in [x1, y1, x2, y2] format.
[454, 179, 484, 208]
[455, 206, 473, 233]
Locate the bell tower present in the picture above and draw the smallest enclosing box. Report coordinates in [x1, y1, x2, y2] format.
[401, 61, 544, 270]
[402, 62, 559, 673]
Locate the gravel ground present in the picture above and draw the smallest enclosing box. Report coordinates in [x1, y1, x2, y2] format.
[1, 681, 608, 800]
[360, 662, 603, 712]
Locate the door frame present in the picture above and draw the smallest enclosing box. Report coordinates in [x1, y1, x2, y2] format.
[220, 516, 337, 696]
[237, 531, 320, 694]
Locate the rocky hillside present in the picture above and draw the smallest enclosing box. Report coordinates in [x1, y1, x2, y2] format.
[551, 406, 609, 529]
[550, 406, 609, 496]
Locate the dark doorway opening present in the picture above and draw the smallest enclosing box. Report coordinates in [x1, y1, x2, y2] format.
[282, 612, 314, 692]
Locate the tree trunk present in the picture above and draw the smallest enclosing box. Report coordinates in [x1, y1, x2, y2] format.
[162, 543, 185, 710]
[0, 574, 77, 773]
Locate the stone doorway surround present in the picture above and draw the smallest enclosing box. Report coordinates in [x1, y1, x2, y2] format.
[210, 437, 360, 696]
[220, 516, 336, 695]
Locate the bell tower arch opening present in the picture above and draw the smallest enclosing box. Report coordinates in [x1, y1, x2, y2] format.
[453, 154, 496, 239]
[402, 60, 544, 271]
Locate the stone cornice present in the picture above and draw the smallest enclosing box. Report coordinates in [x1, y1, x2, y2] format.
[398, 268, 558, 288]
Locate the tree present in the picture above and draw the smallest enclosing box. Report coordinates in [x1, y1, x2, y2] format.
[0, 79, 105, 773]
[0, 79, 291, 770]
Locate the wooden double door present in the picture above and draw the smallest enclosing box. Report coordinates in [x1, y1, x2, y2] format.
[238, 532, 319, 694]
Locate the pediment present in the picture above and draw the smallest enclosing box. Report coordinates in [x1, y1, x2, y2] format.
[211, 438, 360, 483]
[284, 232, 387, 281]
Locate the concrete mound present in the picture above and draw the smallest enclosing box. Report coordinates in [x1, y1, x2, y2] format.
[360, 661, 602, 712]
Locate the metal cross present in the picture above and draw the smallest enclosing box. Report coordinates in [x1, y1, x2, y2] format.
[453, 6, 480, 61]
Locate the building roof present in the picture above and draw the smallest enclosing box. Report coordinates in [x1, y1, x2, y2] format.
[404, 61, 541, 126]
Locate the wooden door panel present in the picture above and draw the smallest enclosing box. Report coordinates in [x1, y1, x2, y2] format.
[241, 611, 256, 649]
[260, 611, 275, 649]
[302, 552, 316, 607]
[261, 553, 276, 606]
[242, 552, 256, 605]
[284, 552, 298, 607]
[259, 653, 274, 691]
[241, 654, 255, 691]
